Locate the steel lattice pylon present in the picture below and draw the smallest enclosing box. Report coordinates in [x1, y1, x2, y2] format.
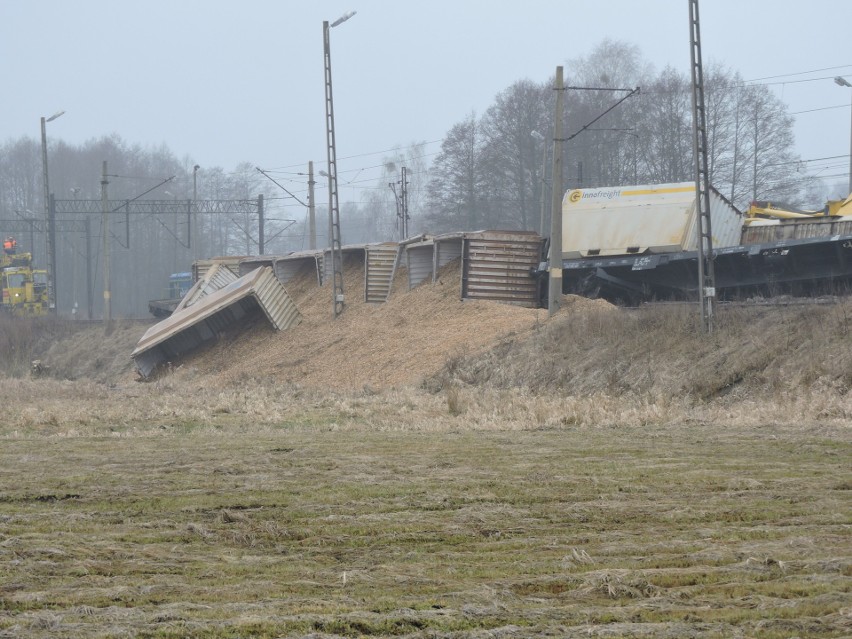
[323, 20, 345, 319]
[688, 0, 716, 333]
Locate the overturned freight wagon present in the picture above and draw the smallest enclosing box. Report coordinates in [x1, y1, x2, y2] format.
[461, 230, 543, 307]
[192, 256, 246, 282]
[131, 266, 300, 378]
[403, 231, 543, 307]
[404, 233, 464, 290]
[173, 263, 238, 313]
[273, 250, 324, 286]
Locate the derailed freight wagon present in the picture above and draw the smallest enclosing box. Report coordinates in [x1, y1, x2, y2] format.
[560, 182, 742, 260]
[557, 182, 852, 301]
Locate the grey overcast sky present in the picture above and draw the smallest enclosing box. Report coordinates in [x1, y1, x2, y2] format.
[1, 0, 850, 200]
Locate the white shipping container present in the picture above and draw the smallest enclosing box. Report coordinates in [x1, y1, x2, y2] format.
[561, 182, 743, 259]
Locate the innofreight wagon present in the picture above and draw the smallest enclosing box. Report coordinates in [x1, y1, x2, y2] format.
[561, 182, 742, 260]
[554, 183, 852, 302]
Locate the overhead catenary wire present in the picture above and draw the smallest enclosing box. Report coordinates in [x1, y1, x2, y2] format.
[747, 75, 850, 87]
[262, 139, 443, 173]
[255, 166, 308, 207]
[744, 65, 852, 83]
[790, 104, 849, 115]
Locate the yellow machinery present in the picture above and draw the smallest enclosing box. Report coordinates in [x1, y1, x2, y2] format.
[826, 193, 852, 217]
[744, 200, 822, 222]
[745, 193, 852, 223]
[1, 237, 48, 316]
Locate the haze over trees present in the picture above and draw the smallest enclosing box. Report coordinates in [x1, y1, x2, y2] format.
[0, 40, 832, 316]
[425, 40, 822, 233]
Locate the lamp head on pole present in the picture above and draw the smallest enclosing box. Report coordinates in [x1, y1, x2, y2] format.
[835, 76, 851, 88]
[331, 10, 356, 27]
[45, 110, 65, 123]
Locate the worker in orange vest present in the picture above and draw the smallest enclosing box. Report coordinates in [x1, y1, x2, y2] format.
[3, 236, 16, 255]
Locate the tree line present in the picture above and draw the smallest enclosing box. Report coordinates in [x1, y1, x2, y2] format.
[423, 40, 829, 233]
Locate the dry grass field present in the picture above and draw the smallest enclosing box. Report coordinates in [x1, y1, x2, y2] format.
[0, 281, 850, 637]
[0, 409, 849, 638]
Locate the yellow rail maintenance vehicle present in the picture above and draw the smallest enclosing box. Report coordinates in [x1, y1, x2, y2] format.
[1, 237, 48, 316]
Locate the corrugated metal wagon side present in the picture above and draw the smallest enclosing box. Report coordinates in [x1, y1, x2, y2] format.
[461, 231, 543, 307]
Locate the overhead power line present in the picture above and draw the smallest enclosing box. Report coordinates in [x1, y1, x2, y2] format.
[263, 139, 443, 172]
[747, 74, 843, 86]
[255, 166, 307, 207]
[790, 104, 849, 115]
[744, 64, 852, 83]
[764, 154, 849, 167]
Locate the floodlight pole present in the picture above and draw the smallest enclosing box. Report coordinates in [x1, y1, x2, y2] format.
[323, 10, 355, 318]
[835, 76, 852, 194]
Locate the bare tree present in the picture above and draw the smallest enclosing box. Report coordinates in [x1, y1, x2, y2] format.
[564, 40, 649, 188]
[740, 85, 799, 205]
[480, 79, 551, 230]
[636, 67, 694, 184]
[425, 113, 487, 232]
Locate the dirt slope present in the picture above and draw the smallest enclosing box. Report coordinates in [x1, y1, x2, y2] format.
[174, 257, 547, 390]
[13, 259, 851, 406]
[9, 257, 553, 391]
[438, 294, 852, 400]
